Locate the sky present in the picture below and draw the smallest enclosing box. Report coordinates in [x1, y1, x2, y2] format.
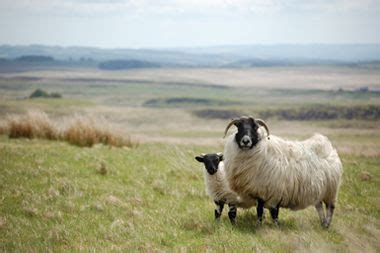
[0, 0, 379, 48]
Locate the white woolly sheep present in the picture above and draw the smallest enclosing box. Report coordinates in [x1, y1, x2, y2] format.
[223, 116, 343, 227]
[195, 153, 256, 224]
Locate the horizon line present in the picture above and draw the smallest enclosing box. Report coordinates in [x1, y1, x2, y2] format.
[1, 42, 380, 51]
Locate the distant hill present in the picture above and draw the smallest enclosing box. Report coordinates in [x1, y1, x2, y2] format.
[0, 45, 219, 66]
[0, 44, 380, 72]
[0, 54, 97, 72]
[178, 44, 380, 62]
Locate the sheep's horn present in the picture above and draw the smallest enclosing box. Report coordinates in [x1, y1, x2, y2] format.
[255, 119, 270, 137]
[223, 118, 240, 138]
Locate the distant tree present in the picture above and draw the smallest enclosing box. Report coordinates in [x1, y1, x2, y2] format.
[49, 92, 62, 98]
[29, 89, 62, 99]
[356, 86, 369, 92]
[30, 89, 49, 98]
[16, 55, 55, 62]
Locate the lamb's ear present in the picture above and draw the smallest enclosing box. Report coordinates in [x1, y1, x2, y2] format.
[217, 153, 224, 161]
[195, 155, 204, 163]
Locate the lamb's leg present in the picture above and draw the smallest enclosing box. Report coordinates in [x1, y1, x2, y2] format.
[269, 206, 280, 226]
[214, 200, 225, 220]
[323, 202, 335, 228]
[315, 201, 326, 225]
[228, 204, 237, 224]
[256, 198, 265, 225]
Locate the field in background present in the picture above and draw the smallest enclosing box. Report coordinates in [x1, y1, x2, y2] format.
[1, 66, 379, 151]
[0, 66, 379, 251]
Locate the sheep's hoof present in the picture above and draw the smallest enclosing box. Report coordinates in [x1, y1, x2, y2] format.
[229, 219, 236, 225]
[256, 219, 263, 226]
[273, 219, 279, 227]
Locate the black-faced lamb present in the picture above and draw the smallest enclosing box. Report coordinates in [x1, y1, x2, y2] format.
[195, 153, 256, 224]
[223, 116, 343, 228]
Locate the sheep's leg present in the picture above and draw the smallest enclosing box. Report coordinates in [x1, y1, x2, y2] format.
[323, 202, 335, 228]
[228, 204, 237, 225]
[214, 200, 225, 220]
[256, 198, 265, 225]
[269, 206, 280, 226]
[315, 201, 326, 225]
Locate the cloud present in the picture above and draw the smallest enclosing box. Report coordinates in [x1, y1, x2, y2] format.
[2, 0, 379, 16]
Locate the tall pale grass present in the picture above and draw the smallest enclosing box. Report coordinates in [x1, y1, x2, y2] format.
[64, 115, 134, 147]
[1, 111, 136, 148]
[6, 111, 59, 140]
[0, 120, 9, 136]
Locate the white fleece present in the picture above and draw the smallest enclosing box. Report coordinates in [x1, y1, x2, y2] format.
[223, 130, 343, 210]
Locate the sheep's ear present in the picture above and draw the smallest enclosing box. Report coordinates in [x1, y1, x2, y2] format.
[217, 153, 224, 161]
[195, 156, 204, 163]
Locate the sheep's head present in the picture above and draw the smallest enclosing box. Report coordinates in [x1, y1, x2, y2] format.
[224, 116, 269, 150]
[195, 153, 223, 175]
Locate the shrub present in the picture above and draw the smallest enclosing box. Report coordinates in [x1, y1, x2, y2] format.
[144, 97, 238, 108]
[0, 121, 9, 135]
[258, 105, 380, 121]
[49, 92, 63, 98]
[192, 109, 243, 119]
[2, 111, 136, 148]
[29, 89, 62, 99]
[6, 111, 59, 140]
[30, 89, 49, 98]
[63, 115, 134, 147]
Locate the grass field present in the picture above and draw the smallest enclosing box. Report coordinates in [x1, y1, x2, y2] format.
[0, 66, 379, 252]
[0, 137, 378, 252]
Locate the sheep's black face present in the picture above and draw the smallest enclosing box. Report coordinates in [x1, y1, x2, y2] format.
[195, 153, 223, 175]
[234, 117, 259, 150]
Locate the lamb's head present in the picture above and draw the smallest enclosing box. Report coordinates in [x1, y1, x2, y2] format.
[224, 116, 270, 150]
[195, 153, 223, 175]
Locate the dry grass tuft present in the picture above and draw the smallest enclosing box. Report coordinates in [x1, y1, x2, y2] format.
[359, 171, 372, 181]
[1, 111, 136, 148]
[0, 216, 7, 229]
[0, 120, 9, 136]
[105, 195, 124, 206]
[64, 115, 132, 147]
[6, 111, 59, 140]
[98, 162, 108, 175]
[63, 115, 134, 147]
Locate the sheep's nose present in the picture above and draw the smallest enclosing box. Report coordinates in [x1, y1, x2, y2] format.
[242, 139, 250, 145]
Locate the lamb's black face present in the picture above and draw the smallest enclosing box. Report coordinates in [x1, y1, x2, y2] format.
[195, 153, 223, 175]
[234, 117, 259, 150]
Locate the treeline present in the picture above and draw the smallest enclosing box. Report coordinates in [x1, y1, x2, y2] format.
[98, 60, 160, 70]
[193, 105, 380, 121]
[144, 97, 238, 107]
[259, 105, 380, 121]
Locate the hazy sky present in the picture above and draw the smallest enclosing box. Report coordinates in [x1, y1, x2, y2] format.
[0, 0, 379, 48]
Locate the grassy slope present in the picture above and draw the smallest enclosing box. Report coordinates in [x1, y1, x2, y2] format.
[0, 137, 379, 252]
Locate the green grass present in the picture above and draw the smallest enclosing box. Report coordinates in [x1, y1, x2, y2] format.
[0, 67, 379, 251]
[0, 137, 379, 252]
[2, 75, 380, 109]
